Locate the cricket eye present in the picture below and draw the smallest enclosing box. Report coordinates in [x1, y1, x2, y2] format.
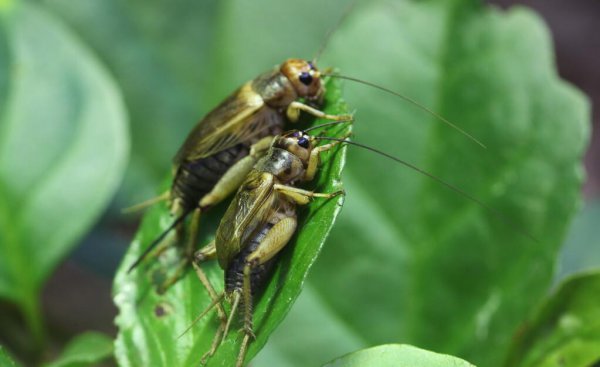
[298, 137, 309, 148]
[299, 72, 313, 86]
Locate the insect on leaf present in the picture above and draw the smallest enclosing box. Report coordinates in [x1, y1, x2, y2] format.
[113, 77, 350, 367]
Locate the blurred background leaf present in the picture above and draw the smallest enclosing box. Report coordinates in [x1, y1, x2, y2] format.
[322, 344, 476, 367]
[505, 271, 600, 367]
[42, 332, 113, 367]
[0, 345, 20, 367]
[556, 200, 600, 281]
[42, 0, 221, 202]
[0, 0, 128, 353]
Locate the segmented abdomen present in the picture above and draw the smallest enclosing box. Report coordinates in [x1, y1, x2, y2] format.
[172, 144, 249, 211]
[225, 223, 277, 295]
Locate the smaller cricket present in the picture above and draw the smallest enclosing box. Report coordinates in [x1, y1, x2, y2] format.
[181, 120, 502, 367]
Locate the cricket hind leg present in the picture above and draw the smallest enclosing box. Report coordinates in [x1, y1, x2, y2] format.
[190, 246, 230, 365]
[177, 242, 230, 365]
[160, 137, 274, 293]
[157, 207, 203, 293]
[198, 136, 274, 208]
[235, 217, 298, 367]
[122, 191, 170, 214]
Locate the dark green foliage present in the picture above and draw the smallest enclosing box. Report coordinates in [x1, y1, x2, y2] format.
[0, 0, 127, 345]
[0, 0, 592, 366]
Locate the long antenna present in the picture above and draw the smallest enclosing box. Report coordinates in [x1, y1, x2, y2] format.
[127, 211, 190, 273]
[177, 292, 225, 339]
[304, 119, 352, 133]
[313, 1, 358, 63]
[323, 73, 487, 149]
[314, 136, 537, 243]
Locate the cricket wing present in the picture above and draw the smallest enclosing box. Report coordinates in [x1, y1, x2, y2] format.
[215, 171, 275, 269]
[174, 83, 282, 163]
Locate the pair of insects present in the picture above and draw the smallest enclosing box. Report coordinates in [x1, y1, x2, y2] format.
[127, 57, 359, 366]
[125, 58, 351, 364]
[125, 55, 489, 366]
[125, 5, 495, 362]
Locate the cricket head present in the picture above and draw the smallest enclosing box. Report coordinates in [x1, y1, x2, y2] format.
[280, 59, 324, 103]
[260, 130, 315, 183]
[277, 130, 314, 164]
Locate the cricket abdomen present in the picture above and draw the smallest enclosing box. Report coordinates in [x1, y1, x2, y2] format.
[225, 223, 277, 295]
[172, 144, 249, 211]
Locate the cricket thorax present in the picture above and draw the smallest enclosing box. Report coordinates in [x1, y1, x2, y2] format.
[251, 70, 298, 109]
[255, 148, 305, 183]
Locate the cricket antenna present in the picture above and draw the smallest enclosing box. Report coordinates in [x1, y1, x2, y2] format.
[127, 211, 191, 273]
[177, 291, 225, 339]
[304, 119, 353, 133]
[322, 73, 487, 149]
[313, 1, 358, 63]
[314, 136, 537, 243]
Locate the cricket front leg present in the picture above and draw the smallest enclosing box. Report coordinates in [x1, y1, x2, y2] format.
[286, 101, 353, 123]
[274, 184, 345, 205]
[305, 131, 352, 181]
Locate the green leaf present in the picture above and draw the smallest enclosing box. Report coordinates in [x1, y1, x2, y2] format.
[42, 0, 222, 200]
[305, 1, 590, 367]
[253, 284, 364, 367]
[113, 78, 350, 367]
[556, 200, 600, 281]
[0, 1, 128, 340]
[0, 345, 20, 367]
[505, 271, 600, 367]
[323, 344, 476, 367]
[43, 332, 113, 367]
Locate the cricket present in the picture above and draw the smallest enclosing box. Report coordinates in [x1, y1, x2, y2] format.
[124, 57, 353, 292]
[188, 125, 350, 366]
